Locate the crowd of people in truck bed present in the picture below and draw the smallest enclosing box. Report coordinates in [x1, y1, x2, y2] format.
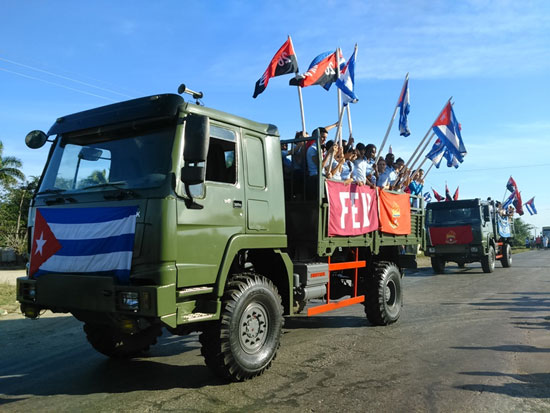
[281, 123, 424, 200]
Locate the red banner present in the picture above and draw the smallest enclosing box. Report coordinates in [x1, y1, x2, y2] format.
[326, 181, 379, 236]
[428, 225, 473, 245]
[378, 189, 411, 235]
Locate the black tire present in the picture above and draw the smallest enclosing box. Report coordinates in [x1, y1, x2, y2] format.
[365, 262, 403, 326]
[431, 257, 446, 274]
[500, 243, 512, 268]
[83, 323, 162, 358]
[481, 245, 496, 273]
[199, 273, 284, 382]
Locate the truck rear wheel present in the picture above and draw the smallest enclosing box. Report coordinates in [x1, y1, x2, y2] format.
[481, 245, 496, 273]
[83, 323, 162, 358]
[500, 243, 512, 268]
[200, 273, 284, 381]
[431, 257, 445, 274]
[365, 262, 403, 326]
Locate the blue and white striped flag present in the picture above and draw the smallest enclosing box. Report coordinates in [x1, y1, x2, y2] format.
[524, 197, 537, 215]
[398, 78, 410, 137]
[335, 45, 358, 106]
[30, 206, 138, 282]
[423, 191, 432, 203]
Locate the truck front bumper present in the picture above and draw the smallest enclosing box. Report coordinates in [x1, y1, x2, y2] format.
[17, 274, 176, 320]
[424, 244, 485, 260]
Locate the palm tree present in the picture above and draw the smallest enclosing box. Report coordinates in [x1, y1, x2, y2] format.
[0, 140, 25, 189]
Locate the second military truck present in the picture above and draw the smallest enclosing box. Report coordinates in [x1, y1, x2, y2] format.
[425, 198, 513, 274]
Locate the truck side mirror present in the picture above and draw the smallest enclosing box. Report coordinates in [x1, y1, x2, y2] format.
[25, 130, 48, 149]
[181, 113, 210, 185]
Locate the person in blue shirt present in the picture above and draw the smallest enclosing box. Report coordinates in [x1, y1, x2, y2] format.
[408, 169, 424, 207]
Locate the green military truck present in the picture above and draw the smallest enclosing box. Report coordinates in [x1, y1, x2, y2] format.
[17, 88, 424, 381]
[424, 198, 513, 274]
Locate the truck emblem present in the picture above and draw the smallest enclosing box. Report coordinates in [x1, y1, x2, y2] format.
[445, 230, 457, 244]
[390, 202, 401, 229]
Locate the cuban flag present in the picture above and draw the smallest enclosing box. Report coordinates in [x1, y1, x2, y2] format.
[335, 45, 358, 105]
[506, 176, 518, 193]
[423, 191, 432, 203]
[502, 191, 516, 210]
[432, 102, 467, 164]
[289, 50, 339, 89]
[524, 197, 537, 215]
[398, 77, 411, 137]
[425, 138, 446, 168]
[29, 206, 138, 283]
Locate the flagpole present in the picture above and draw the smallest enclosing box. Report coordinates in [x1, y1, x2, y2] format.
[288, 35, 307, 133]
[422, 162, 435, 181]
[346, 104, 353, 138]
[376, 73, 409, 163]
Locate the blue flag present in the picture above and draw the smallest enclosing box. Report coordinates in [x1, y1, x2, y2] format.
[398, 78, 410, 137]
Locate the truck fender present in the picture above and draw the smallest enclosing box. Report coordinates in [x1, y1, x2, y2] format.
[215, 234, 293, 313]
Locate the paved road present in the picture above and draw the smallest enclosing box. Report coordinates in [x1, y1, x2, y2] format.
[1, 251, 549, 412]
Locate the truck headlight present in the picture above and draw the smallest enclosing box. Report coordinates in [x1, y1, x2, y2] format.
[118, 291, 139, 311]
[470, 247, 478, 252]
[428, 247, 435, 253]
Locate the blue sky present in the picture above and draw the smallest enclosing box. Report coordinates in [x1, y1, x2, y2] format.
[1, 1, 550, 233]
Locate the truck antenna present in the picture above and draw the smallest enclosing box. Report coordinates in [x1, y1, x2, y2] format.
[178, 84, 204, 104]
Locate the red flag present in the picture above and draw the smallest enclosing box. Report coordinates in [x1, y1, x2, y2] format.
[432, 188, 444, 202]
[445, 184, 452, 201]
[289, 51, 338, 88]
[506, 176, 518, 193]
[514, 191, 524, 216]
[378, 189, 411, 235]
[453, 186, 459, 201]
[253, 37, 298, 98]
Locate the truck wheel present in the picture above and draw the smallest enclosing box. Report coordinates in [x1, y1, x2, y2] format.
[199, 273, 284, 381]
[83, 323, 162, 358]
[431, 257, 445, 274]
[481, 245, 496, 273]
[500, 243, 512, 268]
[365, 262, 403, 326]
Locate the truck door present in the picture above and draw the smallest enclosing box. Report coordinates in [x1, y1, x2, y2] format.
[175, 123, 245, 287]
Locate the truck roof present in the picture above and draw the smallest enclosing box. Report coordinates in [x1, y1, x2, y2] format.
[426, 199, 485, 210]
[47, 93, 279, 138]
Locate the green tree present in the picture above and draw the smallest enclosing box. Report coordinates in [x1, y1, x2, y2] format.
[511, 217, 533, 247]
[0, 140, 25, 190]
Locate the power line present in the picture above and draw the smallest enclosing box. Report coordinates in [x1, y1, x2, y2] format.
[431, 163, 550, 173]
[0, 67, 116, 102]
[0, 56, 134, 99]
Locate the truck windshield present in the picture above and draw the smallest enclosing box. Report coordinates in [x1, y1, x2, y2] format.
[38, 126, 175, 194]
[427, 207, 480, 226]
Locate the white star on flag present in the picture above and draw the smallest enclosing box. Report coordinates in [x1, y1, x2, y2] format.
[35, 232, 46, 255]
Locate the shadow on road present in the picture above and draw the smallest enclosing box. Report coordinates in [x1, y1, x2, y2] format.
[452, 344, 550, 353]
[458, 371, 550, 399]
[284, 314, 371, 329]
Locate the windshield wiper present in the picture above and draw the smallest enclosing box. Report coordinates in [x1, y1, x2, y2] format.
[81, 181, 128, 190]
[37, 188, 66, 195]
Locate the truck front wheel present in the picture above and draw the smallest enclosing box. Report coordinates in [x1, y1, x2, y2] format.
[500, 243, 512, 268]
[431, 257, 446, 274]
[83, 323, 162, 358]
[481, 245, 496, 273]
[365, 262, 403, 326]
[200, 273, 284, 381]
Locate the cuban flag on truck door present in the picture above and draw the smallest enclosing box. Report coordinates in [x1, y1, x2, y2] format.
[29, 206, 138, 283]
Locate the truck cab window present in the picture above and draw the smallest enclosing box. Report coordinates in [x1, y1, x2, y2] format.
[205, 127, 236, 184]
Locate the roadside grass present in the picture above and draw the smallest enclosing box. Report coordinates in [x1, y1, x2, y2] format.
[0, 283, 19, 315]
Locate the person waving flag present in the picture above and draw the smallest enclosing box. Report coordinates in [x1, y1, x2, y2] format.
[253, 36, 298, 98]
